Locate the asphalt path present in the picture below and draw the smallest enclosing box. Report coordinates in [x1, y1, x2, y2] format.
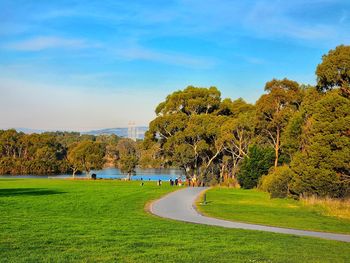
[150, 187, 350, 243]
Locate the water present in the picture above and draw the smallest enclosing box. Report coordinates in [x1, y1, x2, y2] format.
[0, 167, 185, 181]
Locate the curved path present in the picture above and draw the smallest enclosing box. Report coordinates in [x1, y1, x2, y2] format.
[150, 187, 350, 243]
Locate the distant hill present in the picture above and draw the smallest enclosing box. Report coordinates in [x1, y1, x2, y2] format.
[82, 127, 148, 139]
[15, 128, 46, 134]
[13, 126, 149, 139]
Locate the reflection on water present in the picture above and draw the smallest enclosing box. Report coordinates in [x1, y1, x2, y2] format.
[0, 167, 185, 181]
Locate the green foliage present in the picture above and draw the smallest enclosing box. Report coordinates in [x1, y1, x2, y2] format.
[237, 145, 275, 189]
[67, 141, 106, 177]
[290, 90, 350, 198]
[316, 45, 350, 97]
[116, 138, 138, 179]
[0, 130, 124, 176]
[255, 78, 302, 167]
[118, 155, 138, 176]
[147, 86, 255, 185]
[0, 130, 69, 175]
[260, 165, 295, 198]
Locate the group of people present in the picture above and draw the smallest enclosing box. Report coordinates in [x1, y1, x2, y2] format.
[152, 177, 198, 187]
[169, 178, 182, 186]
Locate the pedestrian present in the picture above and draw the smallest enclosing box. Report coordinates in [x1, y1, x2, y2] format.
[141, 177, 144, 186]
[178, 178, 182, 186]
[175, 178, 178, 186]
[158, 179, 162, 186]
[170, 179, 174, 186]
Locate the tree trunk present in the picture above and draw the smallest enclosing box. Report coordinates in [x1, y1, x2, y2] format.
[274, 127, 280, 167]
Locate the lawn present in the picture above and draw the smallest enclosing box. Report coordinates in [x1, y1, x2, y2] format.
[0, 179, 349, 262]
[197, 187, 350, 234]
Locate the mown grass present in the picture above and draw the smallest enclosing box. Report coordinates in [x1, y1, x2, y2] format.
[197, 187, 350, 234]
[0, 179, 350, 262]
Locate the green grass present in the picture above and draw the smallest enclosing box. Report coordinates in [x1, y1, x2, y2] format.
[0, 179, 349, 263]
[197, 187, 350, 234]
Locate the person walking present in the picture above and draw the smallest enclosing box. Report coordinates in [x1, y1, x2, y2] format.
[175, 178, 178, 186]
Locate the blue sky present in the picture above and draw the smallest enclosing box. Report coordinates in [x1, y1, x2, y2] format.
[1, 0, 349, 131]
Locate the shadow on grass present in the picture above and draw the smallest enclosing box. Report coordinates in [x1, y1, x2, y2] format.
[0, 188, 66, 197]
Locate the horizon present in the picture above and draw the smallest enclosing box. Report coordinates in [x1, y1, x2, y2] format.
[7, 125, 149, 134]
[1, 0, 350, 130]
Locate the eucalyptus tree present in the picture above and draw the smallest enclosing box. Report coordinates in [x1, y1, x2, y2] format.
[147, 86, 226, 184]
[255, 78, 302, 167]
[316, 45, 350, 97]
[115, 138, 138, 180]
[67, 141, 105, 178]
[219, 99, 255, 179]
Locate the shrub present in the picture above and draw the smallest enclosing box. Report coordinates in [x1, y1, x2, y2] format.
[260, 165, 295, 198]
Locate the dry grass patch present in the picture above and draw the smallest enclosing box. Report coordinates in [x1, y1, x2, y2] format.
[301, 196, 350, 220]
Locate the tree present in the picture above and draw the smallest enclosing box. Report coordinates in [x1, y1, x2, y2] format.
[147, 86, 231, 185]
[116, 138, 138, 180]
[67, 141, 105, 178]
[118, 155, 138, 180]
[316, 45, 350, 97]
[290, 90, 350, 197]
[220, 102, 255, 179]
[237, 145, 275, 189]
[255, 78, 302, 167]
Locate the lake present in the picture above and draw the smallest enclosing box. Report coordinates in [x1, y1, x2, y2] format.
[0, 167, 185, 181]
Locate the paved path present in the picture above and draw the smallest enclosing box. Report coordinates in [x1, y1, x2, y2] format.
[150, 187, 350, 243]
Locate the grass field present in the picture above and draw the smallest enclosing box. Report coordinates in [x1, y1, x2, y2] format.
[1, 179, 350, 262]
[197, 188, 350, 234]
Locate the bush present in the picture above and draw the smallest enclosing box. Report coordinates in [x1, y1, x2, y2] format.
[260, 165, 295, 198]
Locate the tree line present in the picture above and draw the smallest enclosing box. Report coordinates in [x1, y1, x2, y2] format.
[0, 131, 144, 177]
[145, 45, 350, 199]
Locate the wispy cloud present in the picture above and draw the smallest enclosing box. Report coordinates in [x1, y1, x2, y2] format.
[114, 45, 217, 68]
[3, 36, 91, 51]
[243, 0, 350, 44]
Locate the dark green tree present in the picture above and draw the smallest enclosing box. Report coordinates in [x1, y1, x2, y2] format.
[290, 90, 350, 197]
[237, 145, 275, 189]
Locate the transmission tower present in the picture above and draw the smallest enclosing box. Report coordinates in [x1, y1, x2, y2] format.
[128, 121, 137, 141]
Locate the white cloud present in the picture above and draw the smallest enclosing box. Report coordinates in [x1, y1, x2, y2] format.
[3, 36, 90, 51]
[114, 45, 216, 68]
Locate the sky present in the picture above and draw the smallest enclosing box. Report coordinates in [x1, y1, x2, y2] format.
[0, 0, 349, 131]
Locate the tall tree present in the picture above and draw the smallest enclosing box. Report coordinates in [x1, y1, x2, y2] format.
[255, 78, 302, 167]
[220, 99, 255, 179]
[147, 86, 226, 184]
[290, 90, 350, 197]
[316, 45, 350, 97]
